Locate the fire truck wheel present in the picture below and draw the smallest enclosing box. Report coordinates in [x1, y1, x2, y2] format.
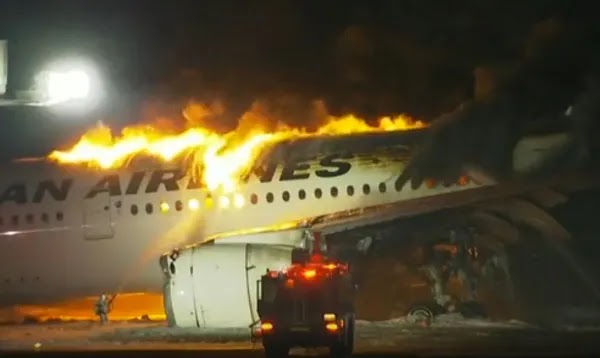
[406, 301, 447, 324]
[330, 313, 355, 358]
[263, 342, 289, 358]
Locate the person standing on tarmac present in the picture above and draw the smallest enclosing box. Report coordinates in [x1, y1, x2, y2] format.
[95, 293, 115, 324]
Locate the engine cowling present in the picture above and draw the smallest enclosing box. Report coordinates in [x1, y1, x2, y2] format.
[161, 242, 295, 328]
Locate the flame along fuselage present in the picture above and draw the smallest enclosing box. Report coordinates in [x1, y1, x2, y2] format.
[0, 128, 566, 306]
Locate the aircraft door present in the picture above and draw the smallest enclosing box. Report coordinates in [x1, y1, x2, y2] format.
[82, 191, 115, 240]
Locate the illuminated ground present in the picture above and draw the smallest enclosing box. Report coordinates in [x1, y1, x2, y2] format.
[0, 293, 165, 323]
[2, 314, 600, 355]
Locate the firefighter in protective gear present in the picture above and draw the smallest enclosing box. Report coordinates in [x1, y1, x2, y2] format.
[94, 293, 114, 324]
[448, 227, 479, 301]
[422, 227, 479, 306]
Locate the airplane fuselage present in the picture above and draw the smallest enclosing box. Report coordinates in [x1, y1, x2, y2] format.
[0, 129, 566, 306]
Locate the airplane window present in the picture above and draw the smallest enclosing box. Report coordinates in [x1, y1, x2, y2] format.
[330, 187, 338, 197]
[56, 212, 64, 221]
[175, 200, 183, 211]
[131, 205, 138, 215]
[266, 192, 274, 203]
[347, 185, 354, 196]
[41, 213, 48, 223]
[145, 203, 153, 214]
[379, 182, 387, 193]
[11, 215, 18, 226]
[362, 184, 371, 195]
[250, 193, 258, 205]
[298, 189, 306, 200]
[425, 179, 436, 189]
[395, 179, 403, 192]
[26, 214, 34, 224]
[282, 191, 290, 202]
[314, 188, 322, 199]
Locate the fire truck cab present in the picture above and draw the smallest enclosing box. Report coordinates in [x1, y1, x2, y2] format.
[252, 247, 356, 358]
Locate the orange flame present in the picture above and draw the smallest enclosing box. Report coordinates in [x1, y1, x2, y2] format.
[0, 293, 165, 323]
[48, 101, 426, 193]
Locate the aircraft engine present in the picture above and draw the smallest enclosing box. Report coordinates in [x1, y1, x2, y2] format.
[160, 242, 295, 328]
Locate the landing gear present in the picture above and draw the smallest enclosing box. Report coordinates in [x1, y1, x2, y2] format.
[411, 226, 513, 323]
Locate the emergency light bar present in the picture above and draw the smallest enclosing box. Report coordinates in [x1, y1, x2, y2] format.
[269, 260, 349, 282]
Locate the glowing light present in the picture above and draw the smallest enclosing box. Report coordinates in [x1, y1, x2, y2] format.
[233, 193, 245, 208]
[218, 196, 230, 209]
[323, 313, 336, 322]
[160, 201, 170, 213]
[188, 198, 200, 211]
[325, 322, 339, 332]
[38, 70, 90, 103]
[260, 322, 273, 332]
[302, 269, 317, 280]
[324, 263, 337, 270]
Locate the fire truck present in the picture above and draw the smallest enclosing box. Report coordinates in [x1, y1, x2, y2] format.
[251, 244, 356, 358]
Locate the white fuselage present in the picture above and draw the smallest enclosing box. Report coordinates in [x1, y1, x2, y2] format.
[0, 130, 568, 306]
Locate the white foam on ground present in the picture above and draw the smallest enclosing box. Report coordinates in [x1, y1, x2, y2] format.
[357, 313, 532, 329]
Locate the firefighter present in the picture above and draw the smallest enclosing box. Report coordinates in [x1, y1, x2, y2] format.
[94, 293, 114, 324]
[448, 227, 479, 301]
[422, 239, 452, 307]
[422, 227, 479, 307]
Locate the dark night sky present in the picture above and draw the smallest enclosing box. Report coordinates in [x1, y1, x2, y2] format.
[0, 0, 599, 159]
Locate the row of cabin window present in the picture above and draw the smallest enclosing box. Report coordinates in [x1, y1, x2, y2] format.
[130, 200, 185, 215]
[0, 212, 64, 226]
[247, 177, 471, 205]
[126, 177, 470, 214]
[0, 183, 383, 223]
[126, 183, 392, 215]
[250, 182, 391, 205]
[1, 179, 466, 223]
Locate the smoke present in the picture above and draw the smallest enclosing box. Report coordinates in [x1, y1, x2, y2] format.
[150, 97, 361, 136]
[396, 11, 600, 187]
[2, 1, 599, 164]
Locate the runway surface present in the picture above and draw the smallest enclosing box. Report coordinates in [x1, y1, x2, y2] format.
[2, 314, 600, 356]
